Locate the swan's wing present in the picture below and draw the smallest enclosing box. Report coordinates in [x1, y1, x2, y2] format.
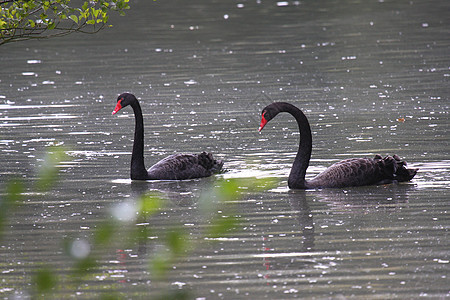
[308, 158, 381, 188]
[147, 152, 223, 180]
[307, 155, 417, 188]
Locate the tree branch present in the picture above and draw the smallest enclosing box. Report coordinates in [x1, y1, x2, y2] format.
[0, 0, 130, 46]
[0, 0, 16, 5]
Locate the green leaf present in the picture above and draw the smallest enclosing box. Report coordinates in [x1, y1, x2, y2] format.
[92, 8, 100, 18]
[73, 256, 97, 277]
[34, 268, 57, 293]
[5, 178, 24, 205]
[215, 177, 279, 201]
[69, 14, 78, 23]
[216, 179, 241, 201]
[100, 293, 122, 300]
[207, 215, 239, 239]
[86, 19, 95, 25]
[93, 221, 116, 246]
[166, 230, 187, 256]
[138, 192, 162, 217]
[151, 251, 170, 279]
[135, 224, 151, 244]
[79, 11, 87, 21]
[35, 146, 69, 192]
[40, 13, 48, 21]
[157, 290, 192, 300]
[0, 178, 24, 239]
[0, 19, 7, 29]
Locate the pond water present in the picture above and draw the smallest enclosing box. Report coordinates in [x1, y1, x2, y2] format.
[0, 0, 449, 298]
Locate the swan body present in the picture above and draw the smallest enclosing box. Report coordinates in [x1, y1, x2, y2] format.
[113, 93, 223, 180]
[259, 102, 417, 189]
[146, 152, 222, 180]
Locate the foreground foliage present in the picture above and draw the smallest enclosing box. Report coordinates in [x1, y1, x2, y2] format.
[0, 0, 130, 45]
[1, 146, 277, 298]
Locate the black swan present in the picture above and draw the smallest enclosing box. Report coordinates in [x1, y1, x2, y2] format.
[112, 93, 223, 180]
[258, 102, 418, 189]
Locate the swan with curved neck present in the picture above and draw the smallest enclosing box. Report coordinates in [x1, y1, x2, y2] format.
[259, 102, 417, 189]
[112, 93, 223, 180]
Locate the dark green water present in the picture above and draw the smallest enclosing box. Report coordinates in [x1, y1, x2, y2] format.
[0, 0, 448, 298]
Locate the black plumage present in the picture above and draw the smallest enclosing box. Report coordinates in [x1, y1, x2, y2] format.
[113, 93, 223, 180]
[259, 102, 417, 189]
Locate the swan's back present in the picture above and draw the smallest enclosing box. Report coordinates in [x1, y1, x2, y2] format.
[147, 152, 223, 180]
[306, 155, 418, 189]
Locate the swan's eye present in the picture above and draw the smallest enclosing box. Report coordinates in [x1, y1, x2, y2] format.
[262, 110, 271, 120]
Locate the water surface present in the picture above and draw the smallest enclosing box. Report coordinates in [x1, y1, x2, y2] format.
[0, 0, 449, 298]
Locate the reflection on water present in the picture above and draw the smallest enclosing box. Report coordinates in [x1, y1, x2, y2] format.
[1, 0, 449, 298]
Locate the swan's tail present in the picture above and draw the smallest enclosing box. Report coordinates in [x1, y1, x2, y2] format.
[198, 152, 224, 174]
[375, 154, 418, 182]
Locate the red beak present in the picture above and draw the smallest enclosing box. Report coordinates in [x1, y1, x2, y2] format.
[112, 99, 123, 115]
[259, 112, 268, 132]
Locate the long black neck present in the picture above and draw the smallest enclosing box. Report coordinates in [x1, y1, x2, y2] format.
[130, 100, 148, 180]
[278, 103, 312, 189]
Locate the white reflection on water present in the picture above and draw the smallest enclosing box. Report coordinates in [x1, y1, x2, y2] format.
[70, 239, 91, 259]
[111, 179, 132, 184]
[412, 161, 450, 189]
[222, 168, 277, 179]
[68, 151, 129, 157]
[0, 104, 75, 110]
[68, 132, 111, 136]
[111, 200, 138, 222]
[0, 115, 76, 121]
[252, 252, 322, 258]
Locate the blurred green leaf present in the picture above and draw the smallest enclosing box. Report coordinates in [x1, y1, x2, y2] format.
[215, 179, 241, 201]
[4, 177, 24, 205]
[0, 178, 24, 239]
[214, 177, 279, 202]
[34, 268, 57, 293]
[138, 192, 163, 217]
[94, 220, 116, 246]
[100, 294, 122, 300]
[62, 235, 73, 256]
[166, 230, 188, 257]
[248, 177, 278, 192]
[151, 250, 171, 280]
[156, 290, 192, 300]
[134, 224, 152, 244]
[151, 229, 189, 280]
[73, 256, 97, 277]
[207, 214, 240, 239]
[36, 145, 69, 192]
